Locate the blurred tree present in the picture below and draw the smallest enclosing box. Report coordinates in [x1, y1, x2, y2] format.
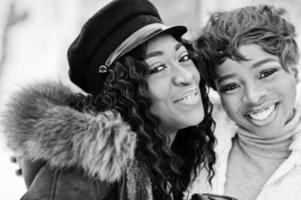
[0, 1, 28, 75]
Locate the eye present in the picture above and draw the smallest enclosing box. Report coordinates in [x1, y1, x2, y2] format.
[148, 64, 167, 74]
[258, 68, 279, 79]
[179, 53, 192, 64]
[179, 54, 191, 62]
[219, 82, 240, 93]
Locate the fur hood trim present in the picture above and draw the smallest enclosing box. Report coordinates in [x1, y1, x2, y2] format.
[1, 82, 136, 182]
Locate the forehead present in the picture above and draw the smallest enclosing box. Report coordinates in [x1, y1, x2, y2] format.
[145, 33, 179, 52]
[238, 44, 274, 60]
[216, 44, 280, 75]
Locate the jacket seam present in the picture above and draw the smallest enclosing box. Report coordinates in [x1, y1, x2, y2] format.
[50, 169, 60, 200]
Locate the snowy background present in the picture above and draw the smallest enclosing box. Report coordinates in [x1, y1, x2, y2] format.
[0, 0, 300, 199]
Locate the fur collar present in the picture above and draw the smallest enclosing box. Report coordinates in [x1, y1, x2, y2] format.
[1, 82, 136, 182]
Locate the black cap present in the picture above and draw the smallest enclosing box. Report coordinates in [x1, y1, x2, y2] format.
[67, 0, 187, 95]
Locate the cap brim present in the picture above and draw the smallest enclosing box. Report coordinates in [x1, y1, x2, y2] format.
[106, 24, 187, 66]
[132, 25, 187, 50]
[162, 25, 188, 39]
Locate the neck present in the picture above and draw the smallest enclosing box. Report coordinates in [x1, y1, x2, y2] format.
[167, 132, 177, 148]
[236, 108, 300, 158]
[159, 125, 177, 148]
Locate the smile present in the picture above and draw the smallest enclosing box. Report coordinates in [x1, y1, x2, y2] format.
[174, 91, 200, 105]
[246, 103, 277, 121]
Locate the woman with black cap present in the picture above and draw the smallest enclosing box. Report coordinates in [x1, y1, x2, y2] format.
[2, 0, 216, 199]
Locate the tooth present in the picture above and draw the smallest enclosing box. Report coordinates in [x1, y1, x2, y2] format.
[181, 94, 193, 103]
[248, 104, 275, 121]
[176, 92, 198, 103]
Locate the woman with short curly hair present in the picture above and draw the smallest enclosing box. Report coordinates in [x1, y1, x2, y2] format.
[192, 4, 301, 200]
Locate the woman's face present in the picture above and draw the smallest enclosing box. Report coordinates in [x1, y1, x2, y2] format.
[144, 34, 204, 136]
[215, 44, 297, 137]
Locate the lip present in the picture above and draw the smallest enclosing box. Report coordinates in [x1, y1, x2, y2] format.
[244, 102, 279, 126]
[173, 86, 199, 103]
[245, 102, 278, 115]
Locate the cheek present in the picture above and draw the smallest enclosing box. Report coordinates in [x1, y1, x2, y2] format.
[149, 97, 170, 126]
[270, 74, 297, 102]
[147, 79, 170, 116]
[282, 81, 297, 106]
[148, 83, 167, 102]
[220, 95, 239, 119]
[192, 66, 201, 82]
[147, 75, 171, 100]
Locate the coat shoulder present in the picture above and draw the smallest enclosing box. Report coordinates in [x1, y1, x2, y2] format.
[2, 81, 136, 183]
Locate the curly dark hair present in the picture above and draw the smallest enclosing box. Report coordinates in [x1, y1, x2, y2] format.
[70, 37, 216, 200]
[195, 5, 299, 90]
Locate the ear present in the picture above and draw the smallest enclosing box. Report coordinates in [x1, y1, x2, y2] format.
[289, 65, 299, 84]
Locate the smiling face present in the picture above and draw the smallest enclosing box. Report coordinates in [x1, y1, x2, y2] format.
[215, 44, 298, 137]
[144, 33, 204, 137]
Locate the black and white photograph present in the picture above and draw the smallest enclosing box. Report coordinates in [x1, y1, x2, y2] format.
[0, 0, 300, 199]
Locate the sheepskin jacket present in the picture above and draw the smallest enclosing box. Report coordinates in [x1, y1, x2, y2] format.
[2, 82, 153, 200]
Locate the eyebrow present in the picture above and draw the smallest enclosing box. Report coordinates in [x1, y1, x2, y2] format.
[216, 57, 279, 84]
[144, 42, 183, 60]
[252, 57, 279, 69]
[175, 42, 182, 51]
[216, 74, 236, 85]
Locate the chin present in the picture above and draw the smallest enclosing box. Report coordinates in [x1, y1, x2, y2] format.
[188, 116, 204, 126]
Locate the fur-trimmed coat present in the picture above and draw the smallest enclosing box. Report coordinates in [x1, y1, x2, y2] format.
[1, 82, 153, 200]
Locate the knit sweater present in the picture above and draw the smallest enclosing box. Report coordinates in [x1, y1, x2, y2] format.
[188, 105, 301, 200]
[224, 109, 299, 200]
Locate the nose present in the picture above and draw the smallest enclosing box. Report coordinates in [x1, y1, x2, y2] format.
[242, 81, 267, 104]
[172, 63, 194, 86]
